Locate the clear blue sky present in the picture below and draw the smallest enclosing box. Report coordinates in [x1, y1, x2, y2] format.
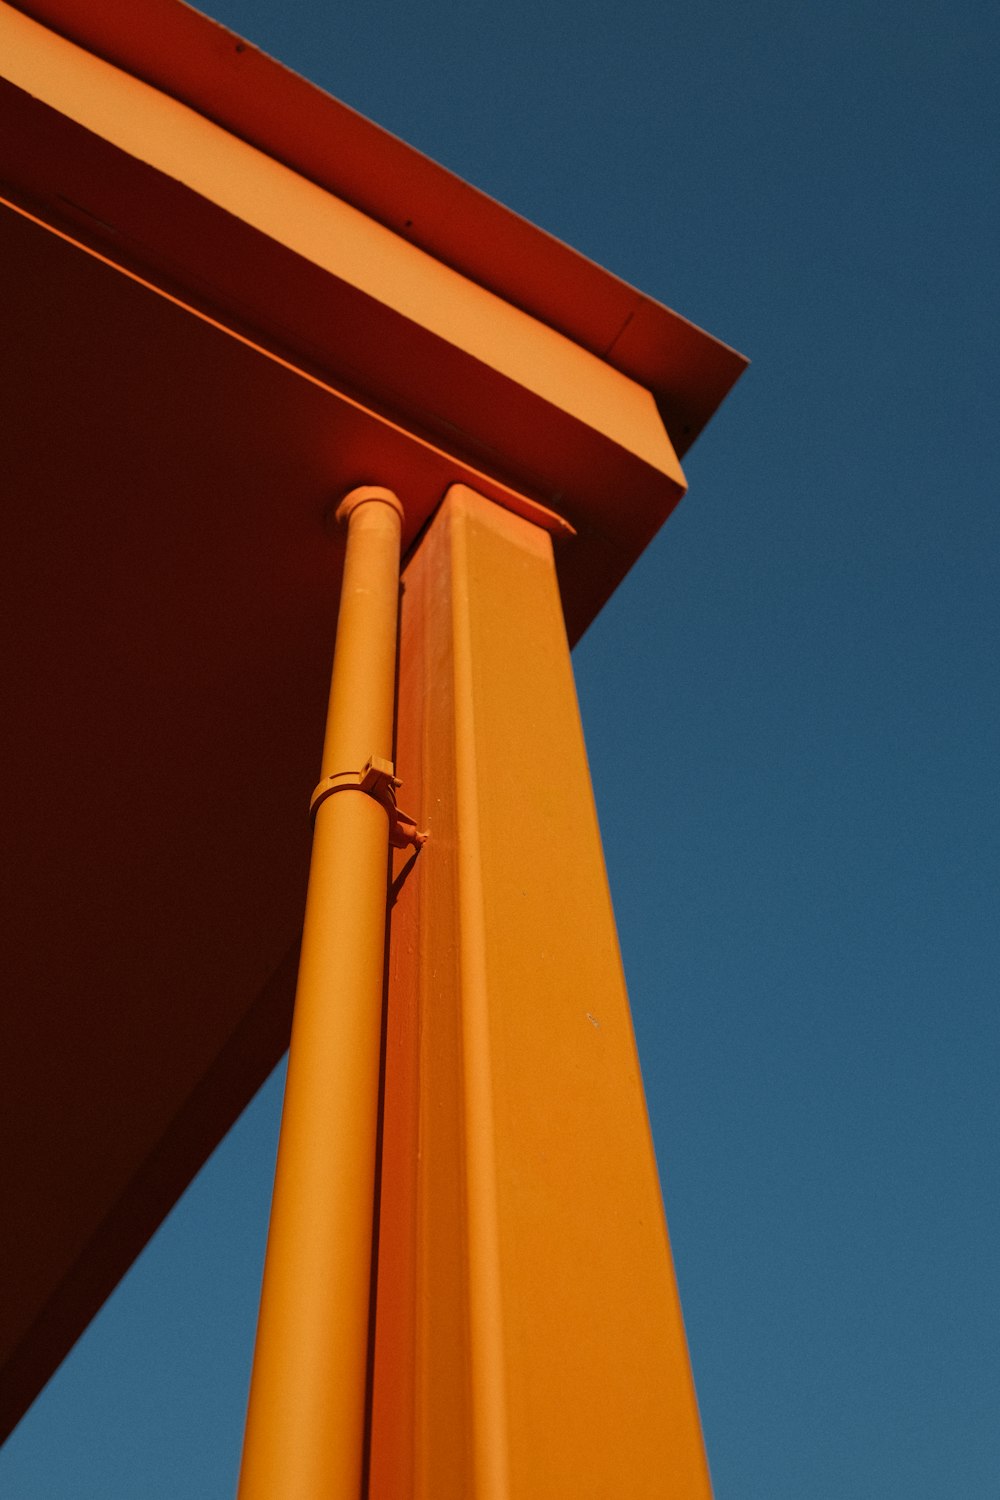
[3, 0, 998, 1495]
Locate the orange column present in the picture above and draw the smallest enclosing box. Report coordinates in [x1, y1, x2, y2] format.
[239, 487, 403, 1500]
[370, 484, 712, 1498]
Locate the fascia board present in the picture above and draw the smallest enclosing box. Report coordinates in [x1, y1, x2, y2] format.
[7, 0, 747, 453]
[0, 2, 684, 495]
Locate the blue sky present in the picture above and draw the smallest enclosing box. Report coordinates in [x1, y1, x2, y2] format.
[3, 0, 998, 1495]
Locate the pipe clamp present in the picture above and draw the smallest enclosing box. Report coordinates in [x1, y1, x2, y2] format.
[310, 755, 427, 851]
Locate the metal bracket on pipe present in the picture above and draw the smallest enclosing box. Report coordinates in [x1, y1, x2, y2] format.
[309, 755, 428, 851]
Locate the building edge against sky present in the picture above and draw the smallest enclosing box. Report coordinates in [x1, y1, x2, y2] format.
[0, 0, 746, 1482]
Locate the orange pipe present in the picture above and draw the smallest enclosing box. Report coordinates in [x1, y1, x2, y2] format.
[238, 486, 403, 1500]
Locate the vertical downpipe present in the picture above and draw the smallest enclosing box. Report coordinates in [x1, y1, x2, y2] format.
[238, 487, 403, 1500]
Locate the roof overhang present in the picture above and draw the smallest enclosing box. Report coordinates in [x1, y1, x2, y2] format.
[6, 0, 745, 459]
[0, 0, 746, 1440]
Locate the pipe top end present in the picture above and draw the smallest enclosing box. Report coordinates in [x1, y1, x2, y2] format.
[335, 486, 404, 525]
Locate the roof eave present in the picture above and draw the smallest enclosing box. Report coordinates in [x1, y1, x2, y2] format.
[7, 0, 747, 452]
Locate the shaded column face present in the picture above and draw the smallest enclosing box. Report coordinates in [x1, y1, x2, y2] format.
[371, 484, 711, 1500]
